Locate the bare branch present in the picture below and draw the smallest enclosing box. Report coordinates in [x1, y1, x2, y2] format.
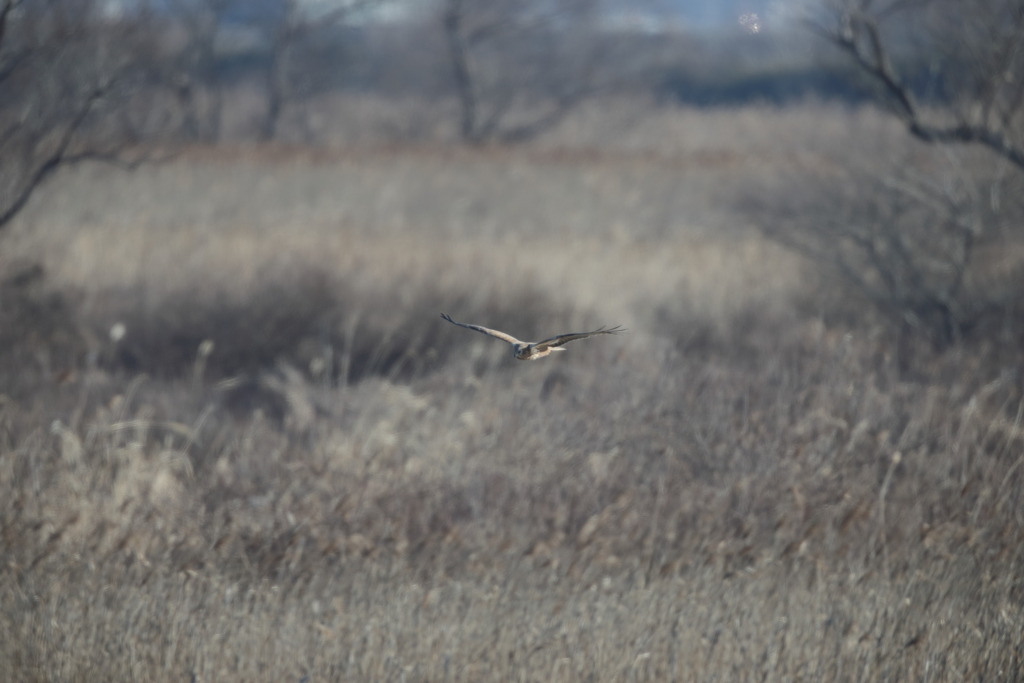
[258, 0, 389, 141]
[0, 1, 174, 232]
[827, 11, 917, 122]
[905, 121, 1024, 170]
[0, 84, 106, 228]
[442, 0, 479, 142]
[820, 3, 1024, 171]
[438, 0, 610, 145]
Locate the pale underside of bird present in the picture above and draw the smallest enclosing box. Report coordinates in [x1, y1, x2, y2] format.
[441, 313, 623, 360]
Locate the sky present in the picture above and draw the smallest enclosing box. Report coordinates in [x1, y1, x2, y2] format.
[101, 0, 813, 33]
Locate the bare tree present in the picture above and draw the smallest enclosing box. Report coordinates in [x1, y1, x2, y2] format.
[164, 0, 236, 142]
[0, 0, 161, 231]
[257, 0, 387, 141]
[746, 144, 1021, 351]
[814, 0, 1024, 169]
[750, 0, 1024, 349]
[439, 0, 621, 144]
[260, 0, 301, 141]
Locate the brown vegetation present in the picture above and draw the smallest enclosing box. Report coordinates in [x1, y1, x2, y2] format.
[1, 105, 1023, 681]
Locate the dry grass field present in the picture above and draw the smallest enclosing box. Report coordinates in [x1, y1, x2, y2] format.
[1, 103, 1023, 681]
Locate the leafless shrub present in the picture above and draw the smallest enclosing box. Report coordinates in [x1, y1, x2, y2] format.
[744, 141, 1024, 351]
[766, 0, 1024, 351]
[253, 0, 396, 141]
[435, 0, 661, 144]
[813, 0, 1024, 168]
[25, 267, 568, 405]
[0, 0, 175, 231]
[160, 0, 237, 142]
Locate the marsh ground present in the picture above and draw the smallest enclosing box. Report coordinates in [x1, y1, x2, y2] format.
[1, 103, 1023, 681]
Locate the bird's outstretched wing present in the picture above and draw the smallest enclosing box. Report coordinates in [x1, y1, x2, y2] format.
[441, 313, 523, 345]
[534, 325, 625, 351]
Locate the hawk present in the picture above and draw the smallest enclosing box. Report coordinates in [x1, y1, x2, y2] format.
[441, 313, 623, 360]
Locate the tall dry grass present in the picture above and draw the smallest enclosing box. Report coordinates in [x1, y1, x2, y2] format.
[1, 103, 1023, 681]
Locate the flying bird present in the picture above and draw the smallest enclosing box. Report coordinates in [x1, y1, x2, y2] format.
[441, 313, 623, 360]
